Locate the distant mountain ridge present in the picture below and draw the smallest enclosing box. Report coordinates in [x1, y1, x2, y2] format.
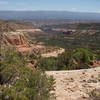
[0, 11, 100, 21]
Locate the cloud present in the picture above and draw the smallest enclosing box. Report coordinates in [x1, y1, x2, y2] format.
[0, 1, 8, 5]
[71, 8, 77, 11]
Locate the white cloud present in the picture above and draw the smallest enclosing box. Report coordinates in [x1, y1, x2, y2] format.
[71, 8, 77, 11]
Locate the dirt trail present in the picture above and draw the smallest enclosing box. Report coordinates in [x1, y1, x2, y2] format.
[17, 29, 43, 33]
[46, 67, 100, 100]
[41, 48, 65, 57]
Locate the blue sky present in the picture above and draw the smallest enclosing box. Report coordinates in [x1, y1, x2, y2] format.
[0, 0, 100, 13]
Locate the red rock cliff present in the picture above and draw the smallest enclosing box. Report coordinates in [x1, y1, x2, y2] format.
[1, 32, 29, 46]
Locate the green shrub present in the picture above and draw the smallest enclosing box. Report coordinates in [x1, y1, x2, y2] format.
[0, 46, 55, 100]
[38, 57, 57, 71]
[38, 48, 95, 70]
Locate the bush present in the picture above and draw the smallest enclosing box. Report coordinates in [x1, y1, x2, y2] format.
[38, 57, 57, 71]
[0, 46, 55, 100]
[38, 48, 95, 70]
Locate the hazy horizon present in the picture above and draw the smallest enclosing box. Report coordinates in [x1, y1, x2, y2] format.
[0, 10, 100, 14]
[0, 0, 100, 13]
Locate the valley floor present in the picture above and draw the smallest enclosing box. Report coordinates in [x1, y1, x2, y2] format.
[46, 67, 100, 100]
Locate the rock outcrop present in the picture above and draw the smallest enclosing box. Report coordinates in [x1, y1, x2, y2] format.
[0, 31, 34, 56]
[46, 67, 100, 100]
[1, 32, 29, 46]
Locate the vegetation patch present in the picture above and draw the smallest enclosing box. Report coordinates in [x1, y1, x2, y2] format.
[0, 46, 55, 100]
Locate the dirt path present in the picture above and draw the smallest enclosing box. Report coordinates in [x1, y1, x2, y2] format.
[17, 29, 42, 32]
[41, 48, 65, 57]
[46, 67, 100, 100]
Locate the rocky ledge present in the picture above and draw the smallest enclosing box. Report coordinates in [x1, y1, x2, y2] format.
[46, 67, 100, 100]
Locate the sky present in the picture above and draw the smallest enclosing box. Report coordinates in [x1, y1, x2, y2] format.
[0, 0, 100, 13]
